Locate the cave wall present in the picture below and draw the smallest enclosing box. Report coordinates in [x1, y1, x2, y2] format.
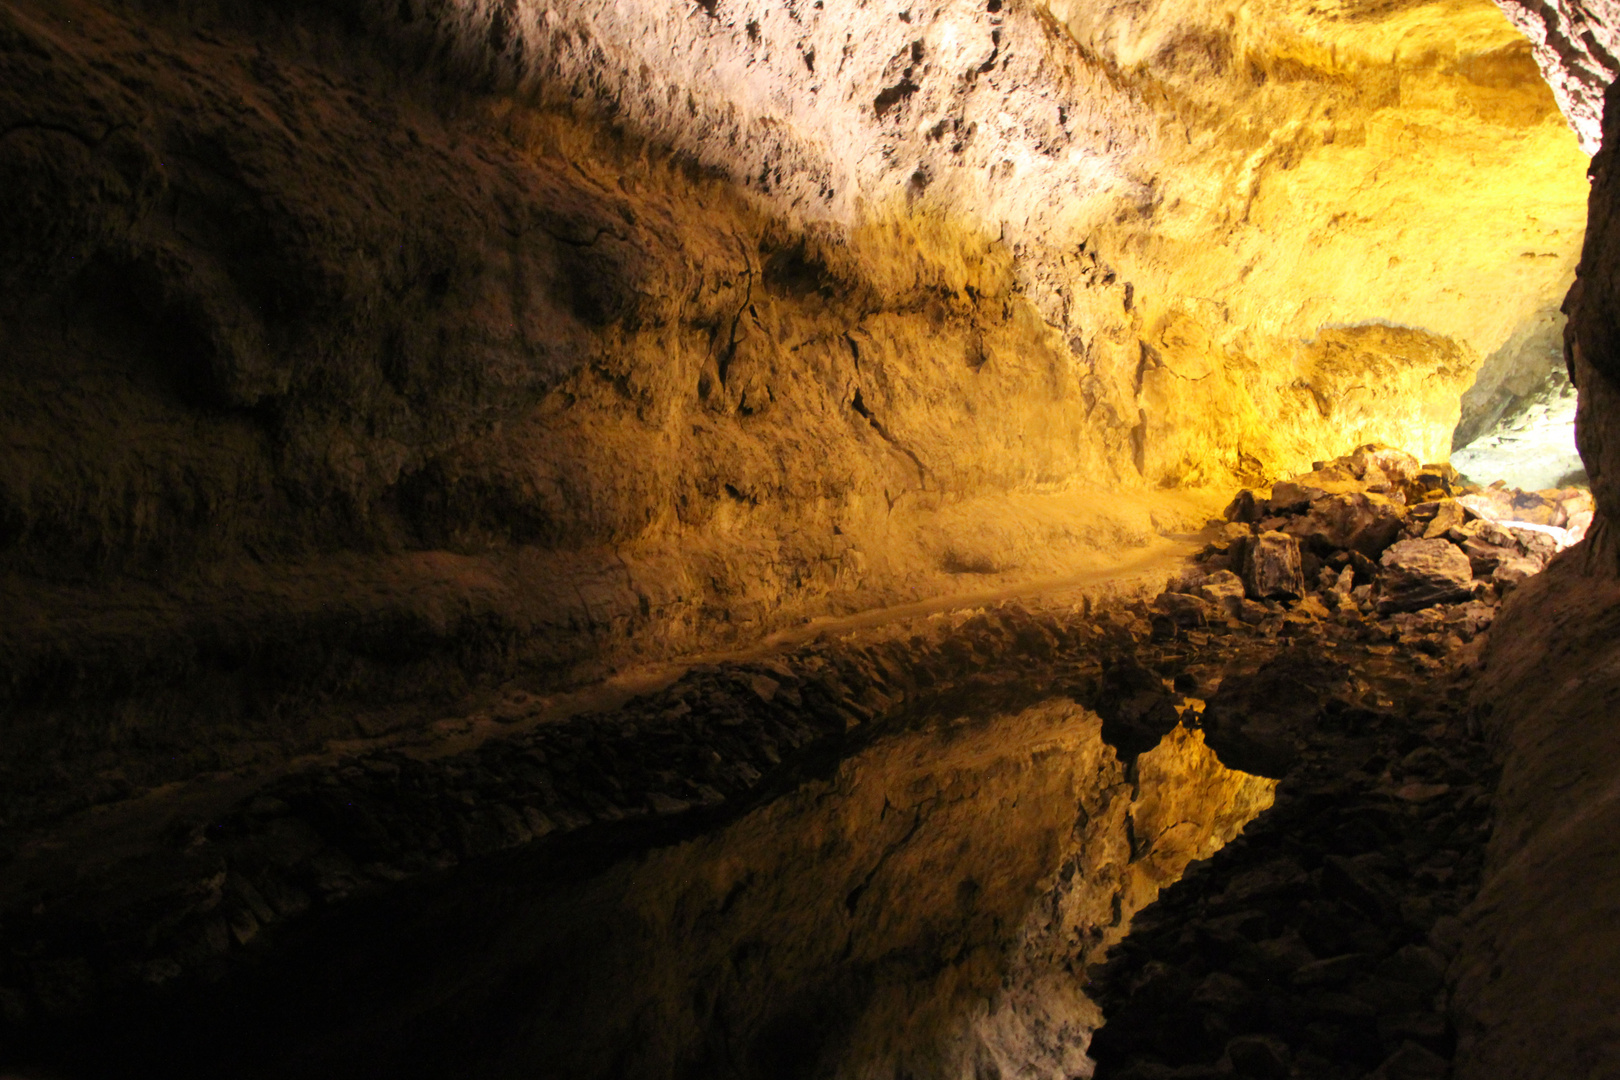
[1447, 31, 1620, 1079]
[0, 0, 1591, 820]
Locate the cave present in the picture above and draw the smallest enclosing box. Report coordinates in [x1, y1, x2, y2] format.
[3, 0, 1620, 1076]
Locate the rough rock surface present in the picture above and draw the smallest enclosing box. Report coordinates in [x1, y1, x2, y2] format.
[0, 0, 1591, 866]
[0, 0, 1617, 1074]
[1243, 531, 1305, 602]
[1450, 536, 1620, 1080]
[1378, 539, 1476, 613]
[1492, 0, 1620, 152]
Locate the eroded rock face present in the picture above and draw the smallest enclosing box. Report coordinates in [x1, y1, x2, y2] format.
[1492, 0, 1620, 152]
[0, 0, 1590, 818]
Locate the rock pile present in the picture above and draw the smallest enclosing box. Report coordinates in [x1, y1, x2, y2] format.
[1203, 444, 1590, 618]
[1082, 444, 1590, 1080]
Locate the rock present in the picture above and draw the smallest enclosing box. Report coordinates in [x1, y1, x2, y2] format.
[1292, 952, 1370, 987]
[1509, 489, 1563, 526]
[1456, 491, 1516, 523]
[1199, 570, 1247, 608]
[1237, 599, 1271, 624]
[1225, 489, 1266, 524]
[1491, 555, 1542, 590]
[1460, 536, 1513, 576]
[1154, 592, 1216, 628]
[1377, 539, 1473, 613]
[1294, 594, 1334, 621]
[1414, 463, 1458, 494]
[1567, 509, 1595, 544]
[1244, 532, 1306, 601]
[1419, 500, 1464, 540]
[1504, 523, 1568, 560]
[1285, 493, 1405, 559]
[1270, 478, 1329, 511]
[1351, 445, 1422, 490]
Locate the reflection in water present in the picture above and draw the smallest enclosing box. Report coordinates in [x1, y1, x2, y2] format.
[426, 700, 1273, 1079]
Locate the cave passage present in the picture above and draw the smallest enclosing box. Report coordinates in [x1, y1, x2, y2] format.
[1450, 312, 1586, 491]
[4, 0, 1618, 1075]
[0, 448, 1553, 1080]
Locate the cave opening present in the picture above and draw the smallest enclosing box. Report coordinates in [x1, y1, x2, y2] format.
[1450, 309, 1587, 491]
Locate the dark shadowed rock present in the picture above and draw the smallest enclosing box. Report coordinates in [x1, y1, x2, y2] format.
[1244, 531, 1305, 601]
[1225, 489, 1265, 524]
[1377, 539, 1473, 613]
[1226, 1034, 1291, 1079]
[1461, 536, 1514, 576]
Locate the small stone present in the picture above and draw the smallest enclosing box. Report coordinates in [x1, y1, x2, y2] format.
[1377, 539, 1473, 613]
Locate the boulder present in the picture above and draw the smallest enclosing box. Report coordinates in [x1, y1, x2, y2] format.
[1244, 531, 1306, 601]
[1224, 489, 1265, 524]
[1153, 591, 1216, 628]
[1377, 538, 1474, 613]
[1284, 492, 1405, 559]
[1269, 478, 1328, 512]
[1457, 491, 1516, 523]
[1199, 569, 1247, 608]
[1350, 444, 1422, 490]
[1414, 462, 1458, 494]
[1509, 489, 1563, 526]
[1504, 523, 1568, 560]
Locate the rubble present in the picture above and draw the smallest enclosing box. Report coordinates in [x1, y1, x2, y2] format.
[1087, 443, 1591, 1080]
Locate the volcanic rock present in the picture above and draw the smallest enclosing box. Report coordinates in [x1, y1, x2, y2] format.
[1420, 500, 1465, 540]
[1244, 532, 1306, 601]
[1461, 537, 1514, 576]
[1199, 570, 1248, 611]
[1285, 492, 1406, 559]
[1491, 555, 1543, 590]
[1378, 539, 1474, 613]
